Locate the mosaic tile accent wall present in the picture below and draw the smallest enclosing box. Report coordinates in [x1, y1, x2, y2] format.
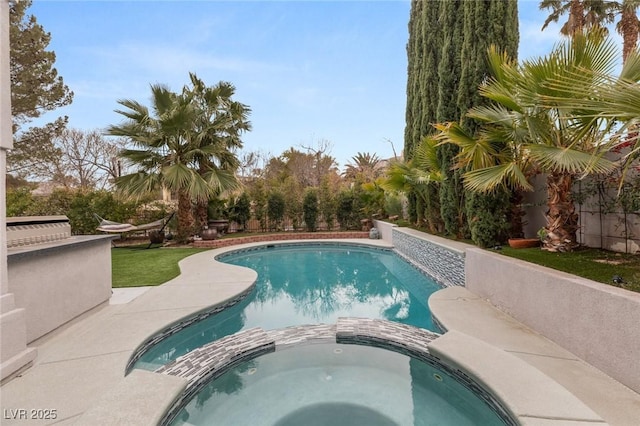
[155, 318, 516, 426]
[392, 229, 466, 287]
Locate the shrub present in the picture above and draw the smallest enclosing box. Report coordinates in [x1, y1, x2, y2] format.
[336, 190, 360, 230]
[230, 192, 251, 229]
[303, 188, 319, 231]
[6, 187, 36, 216]
[267, 191, 286, 231]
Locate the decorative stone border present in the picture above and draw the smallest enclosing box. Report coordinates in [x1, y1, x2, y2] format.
[193, 231, 369, 248]
[155, 318, 517, 426]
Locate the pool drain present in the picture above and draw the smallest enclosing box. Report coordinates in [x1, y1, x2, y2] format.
[247, 368, 258, 375]
[433, 373, 443, 382]
[333, 348, 343, 354]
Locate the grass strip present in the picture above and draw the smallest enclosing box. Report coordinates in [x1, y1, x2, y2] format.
[499, 246, 639, 292]
[111, 245, 208, 288]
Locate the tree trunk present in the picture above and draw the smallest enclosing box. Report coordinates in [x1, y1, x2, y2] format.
[507, 189, 525, 239]
[567, 0, 585, 35]
[194, 200, 208, 233]
[543, 172, 579, 252]
[621, 1, 639, 63]
[176, 190, 195, 243]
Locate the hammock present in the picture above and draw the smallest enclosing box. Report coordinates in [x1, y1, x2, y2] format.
[95, 213, 173, 234]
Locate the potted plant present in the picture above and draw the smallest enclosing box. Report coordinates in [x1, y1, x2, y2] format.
[207, 198, 230, 235]
[508, 229, 543, 249]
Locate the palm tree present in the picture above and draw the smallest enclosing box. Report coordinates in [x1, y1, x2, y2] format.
[343, 152, 382, 181]
[438, 33, 624, 252]
[540, 0, 616, 35]
[615, 0, 640, 62]
[186, 74, 251, 230]
[382, 137, 444, 232]
[107, 76, 249, 242]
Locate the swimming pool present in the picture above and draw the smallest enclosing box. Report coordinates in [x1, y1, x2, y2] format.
[134, 243, 443, 370]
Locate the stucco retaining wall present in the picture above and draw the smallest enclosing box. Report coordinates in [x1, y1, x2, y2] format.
[7, 236, 114, 342]
[465, 247, 640, 394]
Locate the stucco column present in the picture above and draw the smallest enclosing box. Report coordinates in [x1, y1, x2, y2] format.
[1, 0, 37, 382]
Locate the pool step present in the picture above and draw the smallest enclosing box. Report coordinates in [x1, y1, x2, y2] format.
[430, 286, 640, 425]
[429, 330, 606, 425]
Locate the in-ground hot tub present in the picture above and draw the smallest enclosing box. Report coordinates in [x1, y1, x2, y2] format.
[156, 320, 514, 426]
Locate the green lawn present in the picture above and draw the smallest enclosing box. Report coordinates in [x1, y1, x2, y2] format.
[499, 246, 640, 292]
[111, 245, 208, 288]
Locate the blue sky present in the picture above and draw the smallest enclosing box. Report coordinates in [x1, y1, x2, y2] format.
[26, 0, 580, 169]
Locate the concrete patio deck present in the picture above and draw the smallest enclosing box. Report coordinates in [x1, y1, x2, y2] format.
[1, 239, 639, 425]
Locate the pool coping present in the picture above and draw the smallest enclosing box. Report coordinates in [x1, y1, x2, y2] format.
[1, 238, 637, 425]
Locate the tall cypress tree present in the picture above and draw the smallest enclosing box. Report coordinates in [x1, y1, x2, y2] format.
[404, 0, 441, 224]
[460, 0, 519, 246]
[436, 0, 466, 237]
[403, 0, 519, 242]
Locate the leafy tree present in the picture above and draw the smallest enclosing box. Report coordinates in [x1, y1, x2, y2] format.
[302, 188, 319, 232]
[107, 74, 247, 241]
[8, 0, 73, 177]
[264, 145, 339, 189]
[40, 129, 125, 190]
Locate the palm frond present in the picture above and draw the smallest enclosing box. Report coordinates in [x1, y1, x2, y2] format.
[463, 162, 532, 193]
[527, 144, 617, 175]
[115, 171, 161, 197]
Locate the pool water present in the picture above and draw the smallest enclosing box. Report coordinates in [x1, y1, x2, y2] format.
[136, 244, 442, 370]
[169, 343, 505, 426]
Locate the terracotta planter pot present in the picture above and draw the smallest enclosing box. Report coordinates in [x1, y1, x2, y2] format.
[508, 238, 540, 249]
